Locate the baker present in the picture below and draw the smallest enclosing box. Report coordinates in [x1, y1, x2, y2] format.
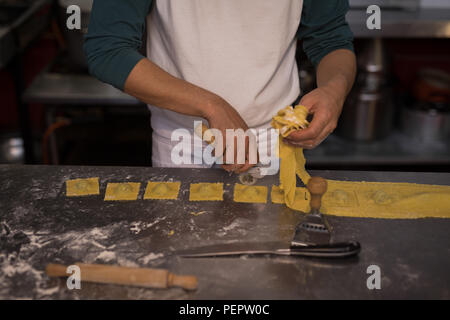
[84, 0, 356, 173]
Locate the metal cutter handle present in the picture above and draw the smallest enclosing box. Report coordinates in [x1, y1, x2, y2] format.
[289, 241, 361, 258]
[307, 176, 328, 214]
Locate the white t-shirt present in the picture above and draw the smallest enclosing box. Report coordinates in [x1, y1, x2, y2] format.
[146, 0, 303, 166]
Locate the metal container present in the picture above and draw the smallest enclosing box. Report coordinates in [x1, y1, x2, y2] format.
[58, 0, 93, 69]
[0, 136, 24, 164]
[336, 37, 394, 141]
[402, 67, 450, 143]
[401, 105, 450, 143]
[337, 89, 394, 141]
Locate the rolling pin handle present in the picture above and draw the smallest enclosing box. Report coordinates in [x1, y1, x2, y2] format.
[46, 263, 69, 277]
[167, 272, 198, 291]
[306, 176, 328, 213]
[46, 263, 199, 291]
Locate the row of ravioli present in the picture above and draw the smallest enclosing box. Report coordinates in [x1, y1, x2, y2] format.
[65, 177, 308, 204]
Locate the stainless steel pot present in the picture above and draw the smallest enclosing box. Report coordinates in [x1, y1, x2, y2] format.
[58, 0, 93, 69]
[401, 104, 450, 143]
[336, 37, 394, 141]
[336, 88, 394, 141]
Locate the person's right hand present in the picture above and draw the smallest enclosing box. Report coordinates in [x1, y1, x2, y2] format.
[204, 97, 255, 174]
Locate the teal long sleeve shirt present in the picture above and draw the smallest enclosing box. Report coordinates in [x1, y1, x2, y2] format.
[84, 0, 354, 90]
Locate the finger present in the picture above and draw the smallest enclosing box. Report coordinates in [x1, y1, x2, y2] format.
[213, 131, 226, 160]
[242, 134, 250, 166]
[232, 135, 245, 172]
[221, 130, 231, 164]
[229, 136, 247, 173]
[248, 131, 260, 165]
[235, 161, 254, 174]
[235, 131, 252, 165]
[223, 164, 245, 173]
[234, 136, 240, 165]
[285, 110, 328, 142]
[283, 125, 332, 149]
[223, 133, 241, 166]
[222, 164, 238, 172]
[223, 136, 242, 172]
[245, 134, 249, 161]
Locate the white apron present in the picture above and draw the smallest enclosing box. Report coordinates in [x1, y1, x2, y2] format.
[146, 0, 303, 167]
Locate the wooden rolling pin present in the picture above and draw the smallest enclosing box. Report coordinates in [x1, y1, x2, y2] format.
[46, 263, 198, 291]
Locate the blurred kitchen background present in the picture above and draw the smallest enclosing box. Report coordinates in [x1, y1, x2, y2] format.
[0, 0, 449, 172]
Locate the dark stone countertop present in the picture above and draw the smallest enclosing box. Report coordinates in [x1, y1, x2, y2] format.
[0, 165, 449, 299]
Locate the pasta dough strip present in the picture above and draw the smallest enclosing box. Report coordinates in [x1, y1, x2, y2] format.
[272, 105, 311, 210]
[270, 105, 450, 218]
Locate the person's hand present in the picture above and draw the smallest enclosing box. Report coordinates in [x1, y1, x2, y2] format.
[283, 85, 344, 149]
[204, 97, 255, 173]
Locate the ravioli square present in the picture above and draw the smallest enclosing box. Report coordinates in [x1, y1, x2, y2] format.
[66, 177, 100, 197]
[144, 181, 181, 200]
[324, 186, 359, 208]
[271, 185, 309, 210]
[189, 183, 223, 201]
[104, 182, 141, 201]
[234, 184, 268, 203]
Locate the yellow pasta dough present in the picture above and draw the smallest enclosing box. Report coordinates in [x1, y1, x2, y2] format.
[271, 181, 450, 219]
[104, 182, 141, 201]
[270, 185, 284, 204]
[324, 180, 450, 219]
[234, 184, 268, 204]
[144, 181, 181, 200]
[271, 105, 311, 209]
[66, 177, 100, 197]
[189, 183, 223, 201]
[271, 105, 450, 219]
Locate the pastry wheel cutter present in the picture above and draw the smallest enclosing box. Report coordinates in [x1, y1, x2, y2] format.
[178, 177, 361, 259]
[238, 165, 270, 185]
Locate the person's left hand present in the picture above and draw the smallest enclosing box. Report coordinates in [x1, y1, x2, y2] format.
[283, 85, 345, 149]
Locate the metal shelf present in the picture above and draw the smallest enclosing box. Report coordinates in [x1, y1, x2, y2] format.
[347, 8, 450, 38]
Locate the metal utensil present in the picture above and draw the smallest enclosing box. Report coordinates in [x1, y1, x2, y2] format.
[178, 241, 360, 259]
[179, 176, 361, 259]
[238, 165, 267, 185]
[58, 0, 93, 69]
[291, 177, 331, 246]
